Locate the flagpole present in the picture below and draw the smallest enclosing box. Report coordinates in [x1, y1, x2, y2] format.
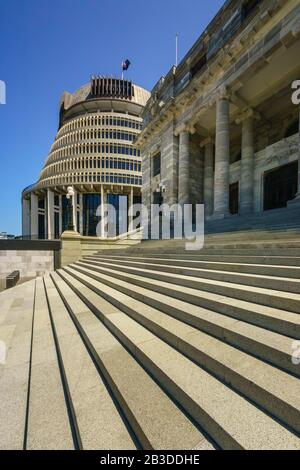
[176, 33, 179, 67]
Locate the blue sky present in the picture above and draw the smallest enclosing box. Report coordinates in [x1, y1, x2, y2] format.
[0, 0, 224, 235]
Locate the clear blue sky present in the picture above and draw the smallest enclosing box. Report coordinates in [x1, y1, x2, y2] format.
[0, 0, 224, 235]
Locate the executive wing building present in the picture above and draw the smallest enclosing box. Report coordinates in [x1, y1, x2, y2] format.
[22, 77, 150, 239]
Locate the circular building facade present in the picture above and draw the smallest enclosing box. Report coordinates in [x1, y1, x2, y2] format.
[22, 77, 150, 239]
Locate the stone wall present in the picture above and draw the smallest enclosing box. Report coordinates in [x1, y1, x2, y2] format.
[0, 250, 54, 279]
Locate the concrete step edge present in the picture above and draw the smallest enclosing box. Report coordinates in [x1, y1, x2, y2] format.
[57, 268, 300, 450]
[85, 256, 300, 293]
[62, 265, 300, 434]
[71, 263, 300, 376]
[78, 259, 300, 315]
[51, 272, 212, 450]
[77, 260, 300, 339]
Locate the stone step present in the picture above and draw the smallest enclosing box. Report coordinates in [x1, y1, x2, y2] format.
[98, 252, 300, 267]
[127, 247, 300, 256]
[43, 275, 136, 450]
[60, 265, 300, 434]
[0, 280, 36, 450]
[26, 278, 74, 450]
[67, 264, 300, 376]
[204, 230, 300, 240]
[76, 261, 300, 338]
[78, 259, 300, 314]
[85, 256, 300, 294]
[50, 272, 208, 450]
[56, 268, 300, 450]
[87, 255, 300, 278]
[121, 239, 300, 256]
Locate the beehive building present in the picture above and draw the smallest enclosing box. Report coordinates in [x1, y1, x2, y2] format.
[22, 77, 150, 239]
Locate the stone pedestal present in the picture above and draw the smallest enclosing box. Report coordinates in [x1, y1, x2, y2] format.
[240, 117, 254, 215]
[60, 231, 81, 267]
[213, 98, 230, 219]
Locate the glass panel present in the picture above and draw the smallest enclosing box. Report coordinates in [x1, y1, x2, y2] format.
[83, 194, 101, 236]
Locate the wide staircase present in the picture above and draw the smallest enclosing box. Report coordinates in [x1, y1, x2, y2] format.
[1, 233, 300, 450]
[205, 205, 300, 234]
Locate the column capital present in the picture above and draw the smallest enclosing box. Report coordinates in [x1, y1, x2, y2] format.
[235, 108, 261, 125]
[216, 85, 231, 102]
[174, 123, 196, 137]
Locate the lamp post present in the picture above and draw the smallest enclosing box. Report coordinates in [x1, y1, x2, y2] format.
[66, 186, 75, 231]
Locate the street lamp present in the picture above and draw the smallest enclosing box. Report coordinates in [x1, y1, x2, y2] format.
[66, 186, 75, 231]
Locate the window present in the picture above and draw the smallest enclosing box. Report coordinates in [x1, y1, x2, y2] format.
[83, 194, 101, 236]
[38, 214, 45, 239]
[264, 161, 298, 211]
[38, 198, 45, 209]
[152, 152, 161, 177]
[191, 54, 207, 77]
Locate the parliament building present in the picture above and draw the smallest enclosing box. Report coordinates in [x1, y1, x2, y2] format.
[136, 0, 300, 229]
[22, 77, 150, 239]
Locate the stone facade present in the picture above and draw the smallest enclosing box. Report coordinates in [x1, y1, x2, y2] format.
[137, 0, 300, 226]
[0, 250, 54, 279]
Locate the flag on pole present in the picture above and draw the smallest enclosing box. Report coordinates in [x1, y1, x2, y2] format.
[122, 59, 131, 71]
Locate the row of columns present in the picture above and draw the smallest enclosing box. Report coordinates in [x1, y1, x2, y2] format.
[23, 186, 136, 239]
[177, 96, 256, 219]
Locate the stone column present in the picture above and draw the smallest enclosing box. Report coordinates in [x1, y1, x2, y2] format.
[30, 193, 38, 239]
[178, 130, 190, 206]
[202, 138, 214, 218]
[47, 189, 55, 240]
[22, 197, 30, 238]
[240, 116, 255, 215]
[101, 185, 107, 238]
[79, 194, 83, 235]
[59, 195, 62, 236]
[213, 98, 230, 218]
[72, 189, 77, 232]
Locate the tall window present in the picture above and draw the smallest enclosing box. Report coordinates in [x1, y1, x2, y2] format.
[83, 194, 101, 236]
[153, 152, 161, 177]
